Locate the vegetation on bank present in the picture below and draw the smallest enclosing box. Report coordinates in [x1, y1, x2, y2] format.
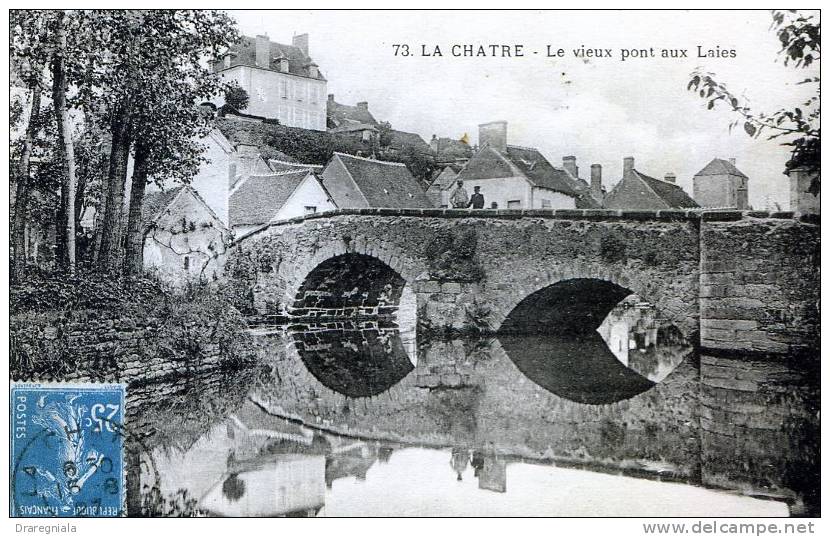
[10, 270, 256, 381]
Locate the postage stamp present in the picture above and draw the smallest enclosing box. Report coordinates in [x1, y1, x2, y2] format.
[10, 383, 126, 517]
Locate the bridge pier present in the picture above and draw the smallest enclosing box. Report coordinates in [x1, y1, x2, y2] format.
[697, 213, 820, 515]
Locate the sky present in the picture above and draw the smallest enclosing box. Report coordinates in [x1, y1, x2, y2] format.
[229, 10, 819, 209]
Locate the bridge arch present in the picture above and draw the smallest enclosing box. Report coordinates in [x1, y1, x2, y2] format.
[489, 261, 698, 341]
[279, 235, 427, 318]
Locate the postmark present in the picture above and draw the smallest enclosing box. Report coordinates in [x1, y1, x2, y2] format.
[10, 383, 126, 517]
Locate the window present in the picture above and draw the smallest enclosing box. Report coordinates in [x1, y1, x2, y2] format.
[280, 79, 288, 99]
[507, 200, 522, 208]
[304, 206, 317, 214]
[541, 199, 551, 208]
[183, 256, 190, 270]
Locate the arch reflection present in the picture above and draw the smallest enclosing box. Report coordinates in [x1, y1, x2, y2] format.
[290, 321, 414, 398]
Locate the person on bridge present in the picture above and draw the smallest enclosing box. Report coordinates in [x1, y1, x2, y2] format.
[469, 186, 485, 209]
[450, 179, 470, 208]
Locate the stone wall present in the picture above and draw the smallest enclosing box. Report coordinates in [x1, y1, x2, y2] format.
[11, 309, 226, 385]
[699, 212, 820, 356]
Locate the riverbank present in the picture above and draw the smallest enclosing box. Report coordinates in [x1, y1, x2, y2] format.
[10, 272, 255, 385]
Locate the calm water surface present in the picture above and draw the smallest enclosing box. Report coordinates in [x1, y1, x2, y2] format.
[129, 298, 816, 517]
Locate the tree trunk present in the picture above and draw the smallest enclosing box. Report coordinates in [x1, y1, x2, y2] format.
[123, 142, 149, 277]
[12, 87, 42, 280]
[51, 10, 76, 274]
[95, 101, 132, 273]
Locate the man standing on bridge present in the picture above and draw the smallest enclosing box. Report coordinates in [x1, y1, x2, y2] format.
[469, 186, 485, 209]
[450, 179, 470, 208]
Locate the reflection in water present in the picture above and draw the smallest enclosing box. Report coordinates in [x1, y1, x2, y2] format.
[129, 296, 814, 516]
[597, 295, 691, 382]
[499, 332, 655, 405]
[291, 322, 414, 398]
[140, 399, 787, 517]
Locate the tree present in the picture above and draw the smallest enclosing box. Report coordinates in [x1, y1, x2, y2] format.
[10, 11, 50, 278]
[223, 83, 249, 113]
[688, 10, 820, 193]
[50, 10, 77, 273]
[121, 10, 239, 276]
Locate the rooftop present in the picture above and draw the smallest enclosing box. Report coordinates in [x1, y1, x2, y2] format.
[694, 158, 749, 179]
[214, 35, 324, 80]
[331, 153, 433, 208]
[634, 170, 700, 209]
[230, 170, 313, 227]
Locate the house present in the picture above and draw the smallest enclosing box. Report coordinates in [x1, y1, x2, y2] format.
[213, 34, 327, 130]
[148, 127, 273, 230]
[429, 134, 474, 164]
[326, 95, 378, 129]
[387, 130, 430, 153]
[603, 157, 699, 211]
[454, 121, 598, 210]
[229, 169, 336, 236]
[141, 186, 231, 285]
[692, 157, 750, 209]
[321, 152, 434, 209]
[426, 164, 463, 208]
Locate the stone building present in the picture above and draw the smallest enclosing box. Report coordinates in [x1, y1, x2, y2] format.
[427, 164, 463, 208]
[230, 169, 336, 236]
[326, 95, 378, 129]
[603, 157, 699, 211]
[142, 186, 231, 285]
[213, 34, 327, 130]
[454, 121, 599, 210]
[786, 166, 820, 214]
[692, 158, 750, 209]
[321, 152, 433, 209]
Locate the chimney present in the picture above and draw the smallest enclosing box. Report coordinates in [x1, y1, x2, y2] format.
[623, 156, 635, 174]
[275, 54, 289, 73]
[328, 94, 335, 103]
[728, 157, 736, 166]
[562, 156, 578, 178]
[430, 134, 438, 153]
[478, 121, 507, 153]
[255, 34, 270, 68]
[293, 33, 309, 56]
[664, 172, 676, 183]
[357, 101, 369, 111]
[590, 164, 602, 199]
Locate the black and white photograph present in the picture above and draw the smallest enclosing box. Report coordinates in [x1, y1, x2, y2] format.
[7, 6, 822, 526]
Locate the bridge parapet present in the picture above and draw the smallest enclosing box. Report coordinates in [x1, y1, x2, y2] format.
[236, 207, 818, 243]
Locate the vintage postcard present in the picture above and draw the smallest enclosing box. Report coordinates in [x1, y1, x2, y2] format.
[7, 7, 820, 525]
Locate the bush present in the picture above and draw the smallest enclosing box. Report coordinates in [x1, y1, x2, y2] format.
[424, 227, 484, 282]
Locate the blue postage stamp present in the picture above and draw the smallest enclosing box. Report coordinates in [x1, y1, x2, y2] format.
[10, 383, 126, 517]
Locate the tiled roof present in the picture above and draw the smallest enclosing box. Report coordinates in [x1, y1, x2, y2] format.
[635, 170, 700, 209]
[330, 123, 378, 134]
[333, 153, 433, 208]
[505, 145, 584, 197]
[433, 137, 474, 159]
[141, 187, 184, 230]
[388, 130, 430, 152]
[456, 145, 584, 199]
[229, 170, 310, 227]
[215, 35, 324, 80]
[327, 100, 377, 128]
[694, 158, 748, 179]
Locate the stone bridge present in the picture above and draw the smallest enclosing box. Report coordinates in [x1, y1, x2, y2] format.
[225, 208, 819, 358]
